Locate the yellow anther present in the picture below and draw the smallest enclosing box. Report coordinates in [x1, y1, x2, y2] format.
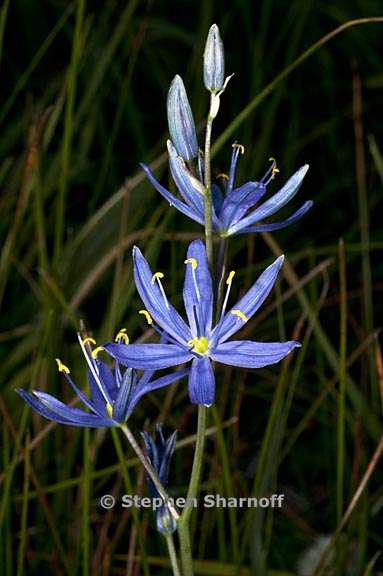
[272, 167, 280, 174]
[188, 336, 209, 355]
[106, 402, 113, 418]
[82, 337, 96, 346]
[91, 346, 104, 358]
[55, 358, 70, 374]
[115, 330, 129, 344]
[231, 309, 248, 323]
[139, 310, 153, 325]
[151, 271, 164, 284]
[217, 173, 229, 181]
[226, 270, 235, 285]
[232, 143, 245, 155]
[184, 258, 198, 270]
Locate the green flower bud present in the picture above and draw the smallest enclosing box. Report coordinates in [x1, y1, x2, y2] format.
[167, 75, 198, 161]
[203, 24, 225, 93]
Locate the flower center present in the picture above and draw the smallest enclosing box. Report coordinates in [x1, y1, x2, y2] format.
[188, 336, 209, 355]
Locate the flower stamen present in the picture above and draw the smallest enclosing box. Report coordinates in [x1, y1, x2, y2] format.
[82, 337, 96, 346]
[77, 333, 109, 403]
[221, 270, 235, 317]
[184, 258, 200, 301]
[139, 310, 153, 325]
[106, 402, 113, 418]
[115, 329, 129, 344]
[261, 157, 279, 185]
[231, 309, 248, 323]
[184, 258, 197, 270]
[55, 358, 70, 374]
[92, 346, 105, 359]
[232, 143, 245, 155]
[188, 336, 209, 355]
[151, 272, 169, 309]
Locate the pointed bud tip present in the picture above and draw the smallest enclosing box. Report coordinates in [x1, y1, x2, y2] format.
[132, 245, 141, 259]
[204, 23, 225, 92]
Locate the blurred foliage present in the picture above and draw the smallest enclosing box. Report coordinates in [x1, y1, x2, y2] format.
[0, 0, 383, 574]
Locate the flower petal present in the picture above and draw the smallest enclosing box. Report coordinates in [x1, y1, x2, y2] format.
[211, 340, 300, 368]
[87, 368, 110, 415]
[236, 200, 313, 234]
[16, 389, 113, 427]
[227, 165, 309, 235]
[112, 369, 136, 423]
[212, 184, 224, 214]
[213, 255, 284, 343]
[104, 343, 192, 370]
[188, 356, 215, 406]
[61, 372, 101, 416]
[220, 181, 267, 230]
[133, 246, 192, 344]
[140, 162, 204, 225]
[183, 240, 213, 336]
[168, 141, 220, 229]
[97, 360, 118, 401]
[167, 141, 206, 216]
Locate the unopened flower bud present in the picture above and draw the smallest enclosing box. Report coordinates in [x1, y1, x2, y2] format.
[203, 24, 225, 93]
[167, 75, 198, 161]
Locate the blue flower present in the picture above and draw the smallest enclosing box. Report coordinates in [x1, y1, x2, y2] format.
[16, 332, 188, 428]
[104, 240, 300, 407]
[142, 425, 177, 535]
[141, 141, 312, 237]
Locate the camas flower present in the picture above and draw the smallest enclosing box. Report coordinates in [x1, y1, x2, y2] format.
[142, 425, 177, 535]
[16, 332, 188, 428]
[141, 140, 312, 237]
[104, 240, 300, 407]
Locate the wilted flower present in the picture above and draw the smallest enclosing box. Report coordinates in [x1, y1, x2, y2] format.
[204, 24, 225, 93]
[167, 75, 198, 161]
[17, 333, 188, 427]
[142, 425, 177, 535]
[141, 141, 312, 237]
[105, 241, 300, 407]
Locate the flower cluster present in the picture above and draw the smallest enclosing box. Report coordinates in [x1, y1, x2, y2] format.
[17, 23, 310, 543]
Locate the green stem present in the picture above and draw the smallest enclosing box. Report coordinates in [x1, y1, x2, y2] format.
[119, 424, 179, 522]
[178, 405, 208, 576]
[178, 90, 219, 576]
[203, 97, 215, 268]
[166, 534, 181, 576]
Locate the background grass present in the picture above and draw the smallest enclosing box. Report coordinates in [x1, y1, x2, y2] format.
[1, 0, 383, 574]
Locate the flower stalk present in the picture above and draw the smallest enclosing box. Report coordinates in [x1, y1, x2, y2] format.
[166, 533, 182, 576]
[178, 73, 217, 576]
[203, 96, 215, 268]
[119, 424, 179, 522]
[178, 405, 208, 576]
